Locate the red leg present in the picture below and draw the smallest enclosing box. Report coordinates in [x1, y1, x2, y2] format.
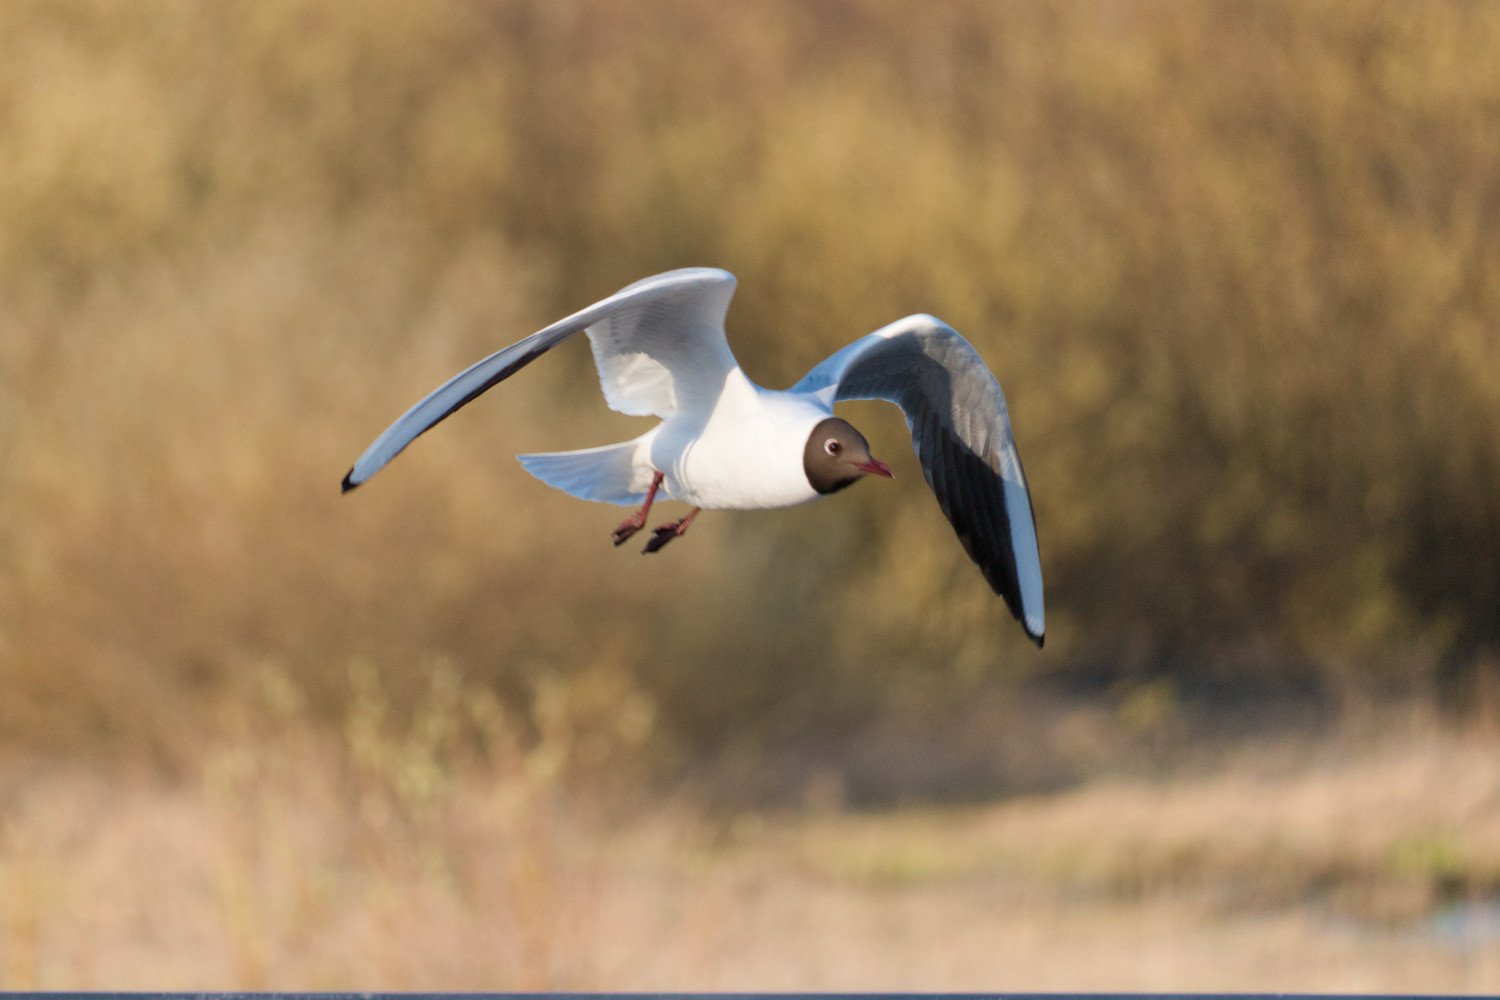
[612, 471, 664, 546]
[642, 506, 701, 554]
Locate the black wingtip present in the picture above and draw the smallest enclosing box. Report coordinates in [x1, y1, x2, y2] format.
[1033, 632, 1045, 649]
[341, 469, 358, 494]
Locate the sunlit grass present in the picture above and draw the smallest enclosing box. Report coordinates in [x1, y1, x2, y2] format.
[2, 677, 1499, 990]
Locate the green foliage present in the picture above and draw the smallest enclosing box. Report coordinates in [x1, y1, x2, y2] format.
[2, 0, 1498, 762]
[1390, 829, 1468, 894]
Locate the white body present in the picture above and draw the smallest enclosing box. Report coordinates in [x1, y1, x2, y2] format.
[531, 369, 829, 510]
[649, 372, 828, 509]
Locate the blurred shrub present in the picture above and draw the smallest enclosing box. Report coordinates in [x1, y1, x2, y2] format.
[1, 0, 1498, 764]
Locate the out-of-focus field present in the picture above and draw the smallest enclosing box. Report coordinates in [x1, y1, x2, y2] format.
[5, 0, 1500, 755]
[3, 678, 1500, 991]
[3, 0, 1500, 989]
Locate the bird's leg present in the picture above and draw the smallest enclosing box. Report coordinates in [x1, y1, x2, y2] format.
[612, 471, 664, 546]
[642, 507, 701, 555]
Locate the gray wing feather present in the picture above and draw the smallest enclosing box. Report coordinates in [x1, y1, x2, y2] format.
[585, 271, 738, 416]
[793, 314, 1045, 645]
[342, 268, 735, 491]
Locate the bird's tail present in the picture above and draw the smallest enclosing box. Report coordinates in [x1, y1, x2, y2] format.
[516, 433, 656, 506]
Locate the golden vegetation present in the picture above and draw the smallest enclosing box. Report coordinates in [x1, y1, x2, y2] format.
[11, 4, 1500, 988]
[2, 670, 1499, 990]
[1, 0, 1499, 790]
[5, 0, 1499, 763]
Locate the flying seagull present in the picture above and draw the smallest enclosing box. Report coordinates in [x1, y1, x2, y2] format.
[342, 268, 1044, 646]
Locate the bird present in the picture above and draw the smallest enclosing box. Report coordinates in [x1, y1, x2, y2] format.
[341, 268, 1045, 646]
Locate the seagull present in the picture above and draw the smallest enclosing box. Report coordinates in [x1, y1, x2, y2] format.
[342, 268, 1045, 646]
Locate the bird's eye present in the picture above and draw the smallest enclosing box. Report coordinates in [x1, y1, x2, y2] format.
[824, 439, 842, 456]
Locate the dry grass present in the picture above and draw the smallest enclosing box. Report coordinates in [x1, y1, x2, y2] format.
[1, 675, 1499, 992]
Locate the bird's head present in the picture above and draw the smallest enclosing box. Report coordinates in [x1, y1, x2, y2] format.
[802, 416, 894, 495]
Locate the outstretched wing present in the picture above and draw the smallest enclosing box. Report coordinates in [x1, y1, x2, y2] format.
[794, 314, 1045, 645]
[585, 268, 738, 416]
[341, 268, 738, 491]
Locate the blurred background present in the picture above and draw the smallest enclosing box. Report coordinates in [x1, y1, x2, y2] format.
[3, 0, 1500, 990]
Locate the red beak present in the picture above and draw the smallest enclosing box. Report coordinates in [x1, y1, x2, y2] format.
[858, 457, 894, 478]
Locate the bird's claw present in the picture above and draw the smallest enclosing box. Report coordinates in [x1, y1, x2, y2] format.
[641, 523, 681, 554]
[611, 520, 643, 546]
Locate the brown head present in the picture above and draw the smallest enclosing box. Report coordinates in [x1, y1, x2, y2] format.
[802, 416, 894, 495]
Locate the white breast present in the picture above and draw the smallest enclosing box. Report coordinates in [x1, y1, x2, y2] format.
[651, 370, 828, 510]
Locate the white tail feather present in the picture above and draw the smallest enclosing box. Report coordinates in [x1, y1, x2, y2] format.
[516, 435, 654, 505]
